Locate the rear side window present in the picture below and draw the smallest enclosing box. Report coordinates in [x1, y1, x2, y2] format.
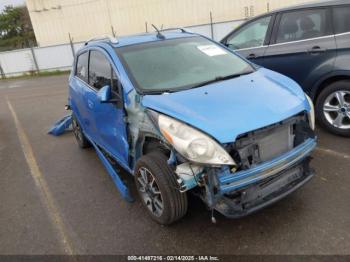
[276, 9, 328, 43]
[333, 6, 350, 34]
[76, 51, 89, 83]
[89, 51, 112, 90]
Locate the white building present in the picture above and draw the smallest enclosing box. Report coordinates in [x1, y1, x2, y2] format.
[26, 0, 309, 46]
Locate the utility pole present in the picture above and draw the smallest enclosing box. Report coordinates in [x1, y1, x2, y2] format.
[69, 33, 75, 57]
[30, 46, 40, 74]
[105, 0, 113, 34]
[210, 12, 214, 39]
[0, 63, 5, 79]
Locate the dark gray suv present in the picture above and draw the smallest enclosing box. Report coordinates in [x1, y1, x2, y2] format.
[221, 0, 350, 136]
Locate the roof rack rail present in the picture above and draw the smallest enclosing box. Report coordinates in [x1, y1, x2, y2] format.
[85, 35, 119, 46]
[159, 27, 192, 33]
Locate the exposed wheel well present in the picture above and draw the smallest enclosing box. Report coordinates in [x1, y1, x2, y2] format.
[314, 75, 350, 102]
[142, 136, 170, 156]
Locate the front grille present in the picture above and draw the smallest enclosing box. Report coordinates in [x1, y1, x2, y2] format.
[227, 112, 314, 170]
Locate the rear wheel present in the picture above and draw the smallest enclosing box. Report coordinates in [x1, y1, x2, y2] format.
[72, 114, 91, 148]
[315, 81, 350, 136]
[134, 152, 188, 225]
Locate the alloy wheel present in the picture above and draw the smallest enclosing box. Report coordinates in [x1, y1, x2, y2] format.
[136, 167, 164, 217]
[323, 90, 350, 129]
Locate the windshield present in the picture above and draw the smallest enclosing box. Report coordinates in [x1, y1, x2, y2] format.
[116, 36, 254, 94]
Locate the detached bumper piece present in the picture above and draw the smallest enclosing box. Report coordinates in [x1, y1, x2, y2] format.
[209, 138, 317, 218]
[48, 114, 72, 136]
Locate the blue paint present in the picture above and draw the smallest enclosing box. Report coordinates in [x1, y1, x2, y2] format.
[48, 114, 72, 136]
[218, 138, 317, 193]
[90, 138, 133, 202]
[142, 68, 309, 143]
[97, 85, 111, 102]
[69, 77, 129, 169]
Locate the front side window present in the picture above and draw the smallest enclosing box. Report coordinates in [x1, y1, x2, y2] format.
[116, 37, 254, 94]
[226, 16, 271, 50]
[76, 51, 89, 83]
[333, 6, 350, 34]
[89, 51, 113, 90]
[276, 9, 328, 44]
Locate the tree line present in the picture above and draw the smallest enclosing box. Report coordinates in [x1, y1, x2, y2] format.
[0, 5, 37, 51]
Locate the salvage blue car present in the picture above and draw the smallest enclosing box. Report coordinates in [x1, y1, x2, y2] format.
[66, 29, 316, 225]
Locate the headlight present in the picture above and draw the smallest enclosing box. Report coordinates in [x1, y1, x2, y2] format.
[158, 114, 236, 166]
[305, 94, 315, 130]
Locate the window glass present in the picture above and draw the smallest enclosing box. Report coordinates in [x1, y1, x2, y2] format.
[333, 6, 350, 34]
[226, 16, 271, 49]
[116, 37, 254, 93]
[111, 70, 119, 93]
[89, 51, 112, 90]
[110, 70, 122, 99]
[76, 51, 89, 82]
[276, 9, 328, 43]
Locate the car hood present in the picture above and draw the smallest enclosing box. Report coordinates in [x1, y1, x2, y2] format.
[142, 68, 310, 143]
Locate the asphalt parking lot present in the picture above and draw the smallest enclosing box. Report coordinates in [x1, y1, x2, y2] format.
[0, 74, 349, 255]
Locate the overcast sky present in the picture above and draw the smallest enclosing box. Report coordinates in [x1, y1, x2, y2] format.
[0, 0, 25, 12]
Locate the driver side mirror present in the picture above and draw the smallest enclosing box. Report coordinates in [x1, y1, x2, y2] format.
[97, 85, 112, 103]
[97, 85, 123, 108]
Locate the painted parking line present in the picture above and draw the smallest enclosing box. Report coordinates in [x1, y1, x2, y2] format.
[8, 84, 21, 89]
[315, 147, 350, 159]
[5, 96, 75, 255]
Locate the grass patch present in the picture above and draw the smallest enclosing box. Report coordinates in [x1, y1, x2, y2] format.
[1, 70, 70, 80]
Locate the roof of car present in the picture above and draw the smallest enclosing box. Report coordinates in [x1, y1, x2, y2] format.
[86, 31, 197, 49]
[271, 0, 349, 14]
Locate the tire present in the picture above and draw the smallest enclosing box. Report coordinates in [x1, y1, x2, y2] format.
[72, 114, 91, 148]
[143, 141, 169, 155]
[134, 152, 188, 225]
[315, 80, 350, 137]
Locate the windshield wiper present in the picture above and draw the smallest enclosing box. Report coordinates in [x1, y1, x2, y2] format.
[142, 89, 175, 95]
[189, 71, 253, 89]
[142, 71, 254, 95]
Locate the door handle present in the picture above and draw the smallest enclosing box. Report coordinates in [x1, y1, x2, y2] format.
[246, 53, 257, 59]
[307, 46, 326, 54]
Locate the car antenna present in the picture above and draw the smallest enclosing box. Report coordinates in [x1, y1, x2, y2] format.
[151, 24, 165, 40]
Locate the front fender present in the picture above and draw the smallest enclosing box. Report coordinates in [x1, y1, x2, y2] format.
[309, 70, 350, 100]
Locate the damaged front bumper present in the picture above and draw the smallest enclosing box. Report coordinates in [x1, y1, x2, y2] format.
[204, 138, 317, 218]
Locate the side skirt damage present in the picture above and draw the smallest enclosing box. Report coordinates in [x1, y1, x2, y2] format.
[89, 139, 134, 202]
[48, 114, 133, 202]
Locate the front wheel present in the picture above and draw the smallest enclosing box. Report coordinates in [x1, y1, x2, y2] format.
[134, 152, 188, 225]
[72, 114, 91, 148]
[315, 81, 350, 136]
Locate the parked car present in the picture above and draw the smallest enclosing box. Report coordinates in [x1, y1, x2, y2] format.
[221, 0, 350, 136]
[68, 29, 316, 225]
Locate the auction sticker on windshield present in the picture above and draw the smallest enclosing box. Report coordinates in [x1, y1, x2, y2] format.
[197, 45, 228, 56]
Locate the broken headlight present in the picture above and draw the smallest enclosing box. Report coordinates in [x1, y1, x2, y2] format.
[305, 94, 315, 130]
[157, 114, 236, 166]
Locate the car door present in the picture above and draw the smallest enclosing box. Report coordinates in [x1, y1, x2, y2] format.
[221, 14, 275, 65]
[263, 7, 337, 94]
[70, 51, 94, 136]
[87, 49, 129, 166]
